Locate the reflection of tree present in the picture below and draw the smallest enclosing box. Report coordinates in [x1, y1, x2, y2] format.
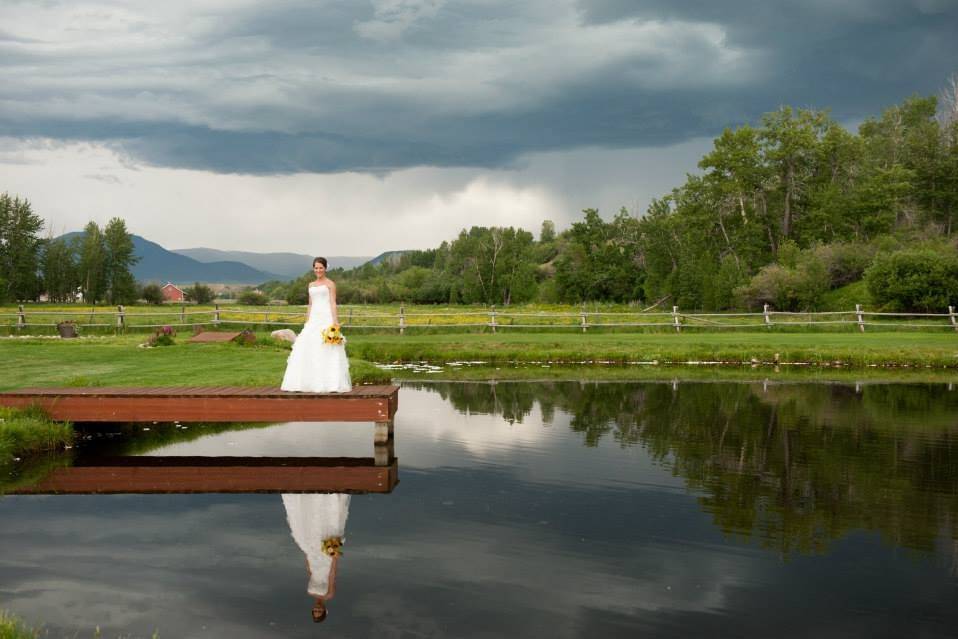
[414, 381, 958, 557]
[419, 382, 539, 425]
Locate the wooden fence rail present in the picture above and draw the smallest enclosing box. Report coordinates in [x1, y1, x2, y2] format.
[3, 304, 958, 334]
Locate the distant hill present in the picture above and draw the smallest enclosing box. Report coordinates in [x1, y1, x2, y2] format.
[172, 248, 372, 279]
[366, 250, 411, 267]
[58, 233, 281, 284]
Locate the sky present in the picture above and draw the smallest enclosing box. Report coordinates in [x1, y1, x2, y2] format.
[2, 0, 957, 256]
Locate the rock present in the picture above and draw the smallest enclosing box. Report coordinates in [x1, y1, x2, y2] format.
[271, 328, 297, 344]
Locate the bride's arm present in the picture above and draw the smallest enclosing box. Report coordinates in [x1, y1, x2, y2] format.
[329, 282, 340, 325]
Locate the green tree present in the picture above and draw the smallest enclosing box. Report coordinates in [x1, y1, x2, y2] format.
[555, 208, 642, 302]
[448, 226, 537, 305]
[238, 289, 268, 305]
[103, 217, 139, 304]
[75, 221, 108, 303]
[41, 236, 78, 303]
[184, 282, 214, 304]
[759, 107, 830, 243]
[0, 193, 44, 302]
[140, 283, 164, 305]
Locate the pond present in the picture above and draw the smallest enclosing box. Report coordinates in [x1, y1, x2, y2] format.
[2, 380, 958, 637]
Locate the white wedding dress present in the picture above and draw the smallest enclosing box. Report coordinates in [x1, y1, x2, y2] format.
[281, 284, 352, 393]
[282, 493, 350, 597]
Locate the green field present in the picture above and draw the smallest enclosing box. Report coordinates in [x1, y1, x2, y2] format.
[0, 334, 389, 390]
[346, 332, 958, 368]
[0, 331, 956, 395]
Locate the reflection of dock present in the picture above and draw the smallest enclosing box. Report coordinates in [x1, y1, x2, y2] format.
[7, 456, 399, 495]
[0, 385, 399, 444]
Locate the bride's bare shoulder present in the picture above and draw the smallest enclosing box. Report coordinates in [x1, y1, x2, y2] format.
[326, 279, 337, 288]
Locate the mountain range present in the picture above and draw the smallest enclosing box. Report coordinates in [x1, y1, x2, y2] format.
[58, 233, 375, 285]
[171, 248, 372, 279]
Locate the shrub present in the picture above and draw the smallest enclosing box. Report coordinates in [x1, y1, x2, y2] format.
[145, 325, 176, 347]
[812, 242, 875, 287]
[185, 282, 214, 304]
[735, 253, 829, 312]
[864, 248, 958, 312]
[140, 283, 164, 305]
[238, 289, 269, 305]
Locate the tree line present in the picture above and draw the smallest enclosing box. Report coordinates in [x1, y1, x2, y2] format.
[0, 201, 140, 304]
[263, 80, 958, 312]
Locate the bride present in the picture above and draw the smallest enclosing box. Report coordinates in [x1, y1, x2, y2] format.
[281, 257, 352, 393]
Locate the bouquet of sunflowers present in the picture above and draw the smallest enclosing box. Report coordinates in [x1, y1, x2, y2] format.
[322, 324, 345, 345]
[321, 536, 344, 557]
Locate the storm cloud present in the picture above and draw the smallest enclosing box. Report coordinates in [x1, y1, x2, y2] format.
[3, 0, 954, 175]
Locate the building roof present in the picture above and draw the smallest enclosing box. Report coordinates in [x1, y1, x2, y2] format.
[161, 282, 184, 293]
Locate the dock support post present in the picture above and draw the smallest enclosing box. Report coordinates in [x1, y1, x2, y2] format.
[374, 420, 394, 444]
[374, 438, 395, 467]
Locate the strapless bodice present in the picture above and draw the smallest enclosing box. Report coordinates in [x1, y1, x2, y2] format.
[307, 284, 333, 326]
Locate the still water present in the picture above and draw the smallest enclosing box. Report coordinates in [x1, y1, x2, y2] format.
[2, 381, 958, 638]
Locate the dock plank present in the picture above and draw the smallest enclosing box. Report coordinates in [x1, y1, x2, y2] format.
[0, 385, 399, 423]
[7, 456, 399, 494]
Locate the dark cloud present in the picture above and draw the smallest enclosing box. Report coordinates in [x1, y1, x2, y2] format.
[1, 0, 956, 175]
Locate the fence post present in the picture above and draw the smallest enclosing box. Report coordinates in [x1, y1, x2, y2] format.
[399, 304, 405, 335]
[17, 304, 25, 332]
[490, 304, 497, 333]
[265, 304, 270, 325]
[213, 303, 220, 326]
[672, 306, 681, 333]
[950, 306, 957, 332]
[763, 303, 772, 328]
[116, 305, 124, 334]
[580, 304, 587, 333]
[181, 304, 186, 324]
[856, 304, 865, 332]
[348, 308, 353, 328]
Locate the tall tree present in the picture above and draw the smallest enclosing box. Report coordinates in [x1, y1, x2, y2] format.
[41, 236, 78, 302]
[555, 208, 643, 303]
[448, 226, 538, 305]
[103, 217, 139, 304]
[760, 107, 830, 243]
[75, 221, 108, 303]
[0, 193, 44, 302]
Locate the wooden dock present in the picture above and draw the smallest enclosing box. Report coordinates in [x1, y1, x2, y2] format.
[0, 385, 399, 442]
[7, 456, 399, 495]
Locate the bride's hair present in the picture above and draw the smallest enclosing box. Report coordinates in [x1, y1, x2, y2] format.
[313, 257, 328, 268]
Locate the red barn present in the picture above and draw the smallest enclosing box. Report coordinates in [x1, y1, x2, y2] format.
[162, 282, 185, 302]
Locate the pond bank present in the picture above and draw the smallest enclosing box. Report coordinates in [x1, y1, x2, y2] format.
[0, 407, 73, 461]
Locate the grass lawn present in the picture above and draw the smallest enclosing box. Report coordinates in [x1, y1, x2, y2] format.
[346, 331, 958, 368]
[1, 332, 957, 396]
[0, 334, 389, 390]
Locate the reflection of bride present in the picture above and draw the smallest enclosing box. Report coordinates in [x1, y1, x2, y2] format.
[282, 493, 351, 623]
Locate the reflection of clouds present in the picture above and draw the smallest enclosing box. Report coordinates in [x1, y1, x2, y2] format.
[0, 496, 302, 637]
[145, 386, 684, 492]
